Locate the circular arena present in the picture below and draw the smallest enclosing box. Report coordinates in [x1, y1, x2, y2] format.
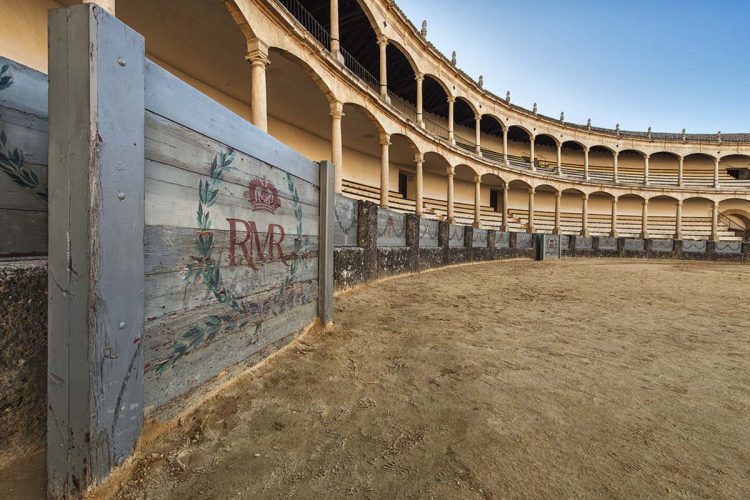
[0, 0, 748, 498]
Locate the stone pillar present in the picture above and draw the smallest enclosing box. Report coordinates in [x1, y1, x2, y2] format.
[527, 187, 535, 233]
[584, 147, 590, 180]
[416, 73, 424, 127]
[502, 127, 509, 164]
[448, 97, 455, 144]
[247, 39, 270, 132]
[330, 0, 340, 57]
[553, 191, 562, 234]
[643, 154, 650, 186]
[714, 157, 720, 188]
[529, 137, 536, 171]
[446, 166, 455, 223]
[378, 35, 388, 100]
[556, 143, 562, 175]
[581, 193, 590, 236]
[711, 200, 719, 241]
[379, 133, 390, 208]
[330, 100, 344, 193]
[475, 115, 482, 155]
[501, 184, 509, 231]
[610, 197, 619, 237]
[473, 175, 481, 228]
[415, 154, 424, 216]
[641, 198, 649, 238]
[613, 151, 619, 183]
[675, 199, 683, 240]
[678, 155, 684, 187]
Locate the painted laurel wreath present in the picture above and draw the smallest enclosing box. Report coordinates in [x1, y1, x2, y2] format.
[154, 150, 304, 373]
[0, 64, 48, 200]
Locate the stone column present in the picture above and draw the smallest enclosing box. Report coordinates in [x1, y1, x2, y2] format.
[556, 143, 562, 175]
[330, 0, 340, 57]
[501, 184, 509, 231]
[502, 127, 509, 164]
[714, 157, 720, 188]
[527, 187, 535, 233]
[674, 199, 683, 240]
[448, 97, 455, 144]
[610, 197, 619, 237]
[415, 154, 424, 216]
[247, 39, 270, 132]
[711, 200, 719, 241]
[678, 155, 684, 187]
[553, 191, 562, 234]
[330, 100, 344, 193]
[529, 137, 536, 171]
[473, 175, 481, 227]
[378, 35, 388, 100]
[581, 193, 590, 236]
[613, 151, 619, 183]
[641, 198, 649, 238]
[379, 133, 390, 208]
[643, 154, 650, 186]
[583, 147, 590, 180]
[475, 115, 482, 155]
[446, 166, 455, 223]
[416, 73, 424, 127]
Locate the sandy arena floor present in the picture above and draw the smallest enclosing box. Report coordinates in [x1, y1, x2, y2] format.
[4, 259, 750, 499]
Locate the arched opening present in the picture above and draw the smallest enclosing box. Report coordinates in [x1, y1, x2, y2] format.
[266, 48, 335, 160]
[533, 184, 560, 233]
[119, 0, 251, 119]
[648, 195, 680, 238]
[683, 153, 716, 188]
[618, 194, 647, 237]
[534, 134, 558, 173]
[590, 146, 616, 183]
[481, 173, 506, 221]
[560, 188, 586, 234]
[682, 197, 715, 240]
[507, 179, 533, 231]
[389, 133, 420, 206]
[385, 42, 417, 119]
[618, 150, 648, 185]
[421, 152, 452, 218]
[340, 102, 385, 200]
[589, 191, 617, 236]
[649, 152, 680, 187]
[507, 126, 533, 168]
[454, 165, 480, 226]
[479, 115, 505, 162]
[720, 155, 750, 187]
[560, 141, 586, 179]
[718, 198, 750, 240]
[453, 97, 478, 153]
[422, 75, 450, 140]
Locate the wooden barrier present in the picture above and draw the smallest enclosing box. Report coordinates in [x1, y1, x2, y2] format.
[47, 4, 333, 495]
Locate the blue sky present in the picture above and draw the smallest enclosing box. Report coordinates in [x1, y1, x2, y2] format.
[395, 0, 750, 133]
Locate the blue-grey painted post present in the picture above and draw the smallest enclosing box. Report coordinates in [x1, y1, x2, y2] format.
[318, 161, 334, 326]
[48, 4, 145, 496]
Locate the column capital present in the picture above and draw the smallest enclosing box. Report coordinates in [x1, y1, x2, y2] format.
[582, 192, 589, 200]
[446, 165, 455, 176]
[643, 198, 649, 206]
[329, 100, 345, 120]
[246, 38, 270, 66]
[528, 186, 535, 194]
[612, 196, 618, 204]
[377, 34, 389, 47]
[447, 96, 456, 104]
[475, 114, 482, 123]
[474, 174, 481, 183]
[414, 152, 424, 164]
[554, 190, 562, 199]
[415, 72, 424, 82]
[676, 199, 683, 206]
[378, 132, 391, 146]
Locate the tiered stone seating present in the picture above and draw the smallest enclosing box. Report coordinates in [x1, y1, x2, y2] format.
[342, 179, 740, 240]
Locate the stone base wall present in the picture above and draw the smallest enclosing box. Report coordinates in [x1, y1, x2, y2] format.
[0, 260, 47, 469]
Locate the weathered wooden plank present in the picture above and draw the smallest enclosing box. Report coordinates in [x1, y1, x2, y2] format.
[47, 5, 145, 495]
[0, 209, 47, 257]
[0, 105, 49, 165]
[0, 57, 48, 118]
[144, 60, 319, 187]
[144, 287, 318, 409]
[145, 170, 319, 234]
[317, 161, 334, 325]
[145, 112, 319, 207]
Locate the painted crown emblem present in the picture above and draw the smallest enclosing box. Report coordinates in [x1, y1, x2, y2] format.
[244, 176, 281, 214]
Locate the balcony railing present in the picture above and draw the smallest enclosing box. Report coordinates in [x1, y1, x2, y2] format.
[341, 47, 379, 90]
[278, 0, 331, 49]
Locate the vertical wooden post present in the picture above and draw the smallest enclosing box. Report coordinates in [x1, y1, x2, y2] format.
[318, 161, 334, 326]
[48, 4, 145, 496]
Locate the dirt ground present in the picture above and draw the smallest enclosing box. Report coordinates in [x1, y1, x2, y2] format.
[4, 259, 750, 499]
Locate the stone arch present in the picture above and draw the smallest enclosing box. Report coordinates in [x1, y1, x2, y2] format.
[269, 47, 339, 105]
[224, 0, 257, 40]
[342, 101, 386, 136]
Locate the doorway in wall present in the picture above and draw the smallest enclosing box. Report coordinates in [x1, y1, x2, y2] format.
[490, 189, 499, 212]
[398, 171, 408, 199]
